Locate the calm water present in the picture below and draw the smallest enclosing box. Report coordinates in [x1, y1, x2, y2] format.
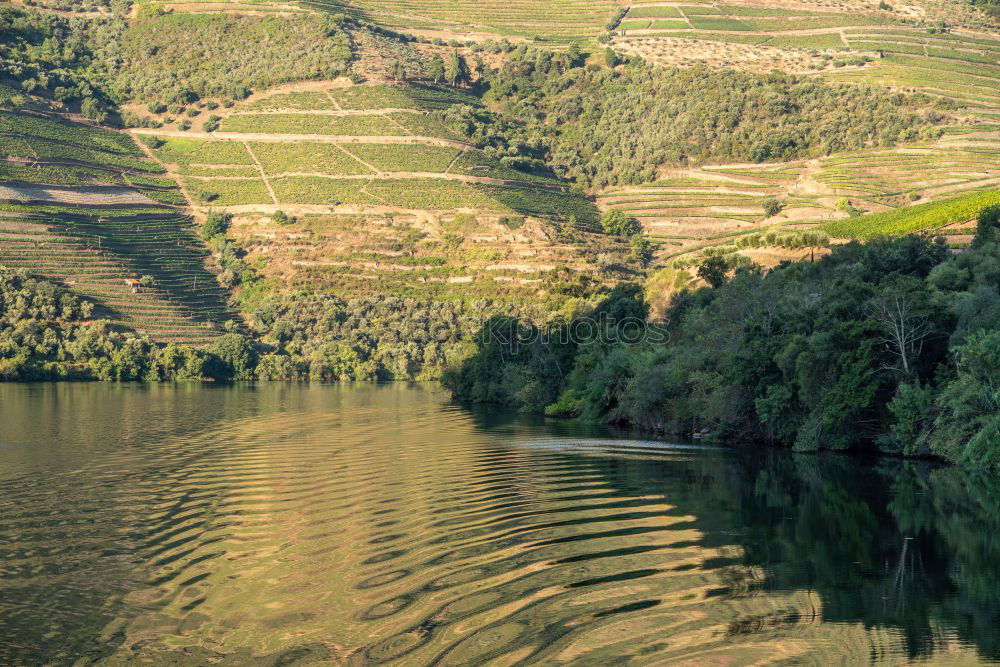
[1, 384, 999, 665]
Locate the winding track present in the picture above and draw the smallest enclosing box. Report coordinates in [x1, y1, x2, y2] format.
[130, 129, 470, 149]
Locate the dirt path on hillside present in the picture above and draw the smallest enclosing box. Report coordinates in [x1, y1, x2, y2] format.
[653, 167, 786, 186]
[0, 183, 156, 206]
[211, 203, 493, 216]
[129, 129, 471, 149]
[243, 142, 279, 205]
[231, 109, 426, 116]
[625, 25, 877, 37]
[158, 2, 310, 16]
[130, 134, 202, 219]
[182, 170, 565, 189]
[922, 176, 1000, 197]
[240, 79, 352, 104]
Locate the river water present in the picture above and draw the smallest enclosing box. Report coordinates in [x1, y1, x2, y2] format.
[1, 383, 998, 664]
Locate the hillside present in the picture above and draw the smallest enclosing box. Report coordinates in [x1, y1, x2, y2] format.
[587, 0, 1000, 273]
[0, 108, 236, 344]
[131, 78, 620, 300]
[2, 0, 1000, 380]
[305, 0, 623, 43]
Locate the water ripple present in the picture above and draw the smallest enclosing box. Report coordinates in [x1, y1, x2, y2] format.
[0, 384, 994, 664]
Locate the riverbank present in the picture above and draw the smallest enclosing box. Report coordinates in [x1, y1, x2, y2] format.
[445, 228, 1000, 469]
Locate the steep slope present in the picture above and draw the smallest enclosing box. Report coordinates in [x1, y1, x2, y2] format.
[304, 0, 623, 43]
[0, 109, 237, 344]
[589, 0, 1000, 271]
[135, 81, 617, 302]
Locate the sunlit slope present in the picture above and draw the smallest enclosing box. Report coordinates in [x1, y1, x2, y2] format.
[304, 0, 621, 42]
[133, 0, 311, 14]
[132, 82, 631, 308]
[598, 0, 1000, 269]
[0, 110, 237, 344]
[135, 82, 598, 225]
[598, 130, 1000, 262]
[615, 2, 1000, 117]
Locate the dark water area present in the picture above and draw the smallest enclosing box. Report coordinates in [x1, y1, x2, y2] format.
[1, 383, 998, 664]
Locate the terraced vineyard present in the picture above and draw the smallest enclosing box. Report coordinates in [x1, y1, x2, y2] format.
[225, 209, 626, 305]
[824, 189, 1000, 239]
[126, 81, 621, 307]
[831, 30, 1000, 113]
[304, 0, 621, 42]
[598, 128, 1000, 264]
[137, 82, 599, 224]
[614, 1, 1000, 112]
[0, 111, 236, 344]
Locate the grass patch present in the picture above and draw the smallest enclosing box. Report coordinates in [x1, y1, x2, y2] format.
[344, 143, 460, 173]
[244, 91, 337, 111]
[767, 34, 846, 49]
[249, 143, 373, 176]
[365, 179, 505, 209]
[149, 137, 253, 166]
[270, 176, 375, 205]
[688, 17, 753, 30]
[824, 190, 1000, 239]
[327, 85, 420, 110]
[183, 177, 273, 205]
[628, 6, 682, 18]
[219, 113, 410, 135]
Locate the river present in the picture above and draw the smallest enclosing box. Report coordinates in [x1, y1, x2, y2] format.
[1, 383, 998, 664]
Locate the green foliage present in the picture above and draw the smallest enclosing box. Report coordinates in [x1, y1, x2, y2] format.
[0, 7, 353, 123]
[762, 197, 783, 218]
[697, 255, 730, 288]
[95, 13, 352, 104]
[825, 191, 1000, 239]
[599, 210, 641, 237]
[390, 60, 407, 83]
[446, 234, 1000, 465]
[477, 47, 941, 188]
[446, 52, 468, 87]
[0, 266, 210, 381]
[0, 7, 117, 114]
[201, 211, 230, 240]
[207, 333, 257, 380]
[249, 293, 518, 381]
[734, 230, 829, 249]
[428, 54, 446, 84]
[972, 204, 1000, 248]
[630, 234, 652, 267]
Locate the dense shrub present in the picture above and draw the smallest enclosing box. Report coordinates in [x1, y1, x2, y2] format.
[448, 227, 1000, 468]
[466, 47, 945, 188]
[0, 266, 205, 381]
[0, 7, 353, 117]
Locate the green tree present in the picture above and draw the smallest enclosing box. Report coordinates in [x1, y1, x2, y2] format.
[600, 210, 640, 237]
[207, 333, 258, 380]
[446, 52, 468, 87]
[80, 97, 107, 124]
[762, 197, 784, 218]
[630, 234, 652, 267]
[427, 55, 446, 83]
[390, 60, 407, 82]
[697, 255, 729, 288]
[566, 43, 583, 68]
[201, 212, 230, 240]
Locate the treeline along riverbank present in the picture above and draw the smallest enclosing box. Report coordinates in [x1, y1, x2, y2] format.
[446, 207, 1000, 469]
